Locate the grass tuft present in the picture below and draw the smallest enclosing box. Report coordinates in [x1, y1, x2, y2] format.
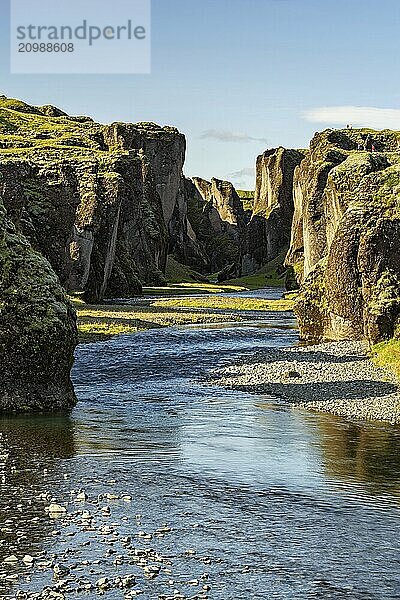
[70, 297, 241, 343]
[372, 339, 400, 379]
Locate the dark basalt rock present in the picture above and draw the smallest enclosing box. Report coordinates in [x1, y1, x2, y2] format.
[0, 98, 194, 301]
[184, 177, 248, 275]
[0, 199, 77, 412]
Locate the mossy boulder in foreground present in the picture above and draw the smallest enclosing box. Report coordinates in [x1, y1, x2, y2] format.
[0, 200, 77, 412]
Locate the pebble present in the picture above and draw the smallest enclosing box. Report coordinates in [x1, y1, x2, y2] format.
[76, 491, 88, 502]
[45, 504, 67, 516]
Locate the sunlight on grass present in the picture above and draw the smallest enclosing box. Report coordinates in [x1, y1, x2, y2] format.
[143, 282, 247, 295]
[151, 296, 294, 312]
[70, 297, 240, 343]
[372, 339, 400, 380]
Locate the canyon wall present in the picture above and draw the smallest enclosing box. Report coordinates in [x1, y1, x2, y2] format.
[0, 197, 77, 411]
[286, 129, 400, 344]
[0, 97, 198, 302]
[240, 147, 305, 275]
[185, 176, 249, 277]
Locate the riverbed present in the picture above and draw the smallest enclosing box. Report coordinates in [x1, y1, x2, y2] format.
[1, 289, 400, 599]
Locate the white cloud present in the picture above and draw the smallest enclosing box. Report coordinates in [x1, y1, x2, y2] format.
[225, 167, 255, 190]
[200, 129, 268, 144]
[304, 106, 400, 130]
[228, 167, 255, 179]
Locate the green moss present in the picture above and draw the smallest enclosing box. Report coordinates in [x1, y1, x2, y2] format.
[166, 256, 208, 284]
[225, 251, 289, 289]
[0, 100, 103, 157]
[372, 338, 400, 380]
[237, 190, 254, 211]
[371, 165, 400, 217]
[143, 281, 247, 295]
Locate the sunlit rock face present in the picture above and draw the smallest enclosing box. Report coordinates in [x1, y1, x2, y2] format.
[0, 98, 200, 302]
[286, 129, 400, 343]
[240, 147, 305, 275]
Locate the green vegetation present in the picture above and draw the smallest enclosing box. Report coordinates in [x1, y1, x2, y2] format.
[143, 282, 247, 296]
[152, 296, 294, 312]
[0, 97, 101, 154]
[71, 297, 240, 343]
[372, 338, 400, 380]
[237, 190, 254, 211]
[165, 256, 207, 284]
[224, 251, 289, 289]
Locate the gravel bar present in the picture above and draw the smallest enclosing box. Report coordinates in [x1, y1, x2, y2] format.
[211, 341, 400, 424]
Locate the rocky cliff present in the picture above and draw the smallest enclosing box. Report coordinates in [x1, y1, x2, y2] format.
[286, 129, 400, 344]
[0, 197, 77, 411]
[185, 176, 249, 276]
[240, 147, 305, 275]
[0, 96, 197, 302]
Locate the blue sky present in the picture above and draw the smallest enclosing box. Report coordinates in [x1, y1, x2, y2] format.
[1, 0, 400, 188]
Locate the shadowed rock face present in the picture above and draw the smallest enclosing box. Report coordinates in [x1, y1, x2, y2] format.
[286, 129, 400, 343]
[103, 122, 206, 272]
[185, 177, 248, 276]
[240, 147, 305, 275]
[0, 199, 77, 412]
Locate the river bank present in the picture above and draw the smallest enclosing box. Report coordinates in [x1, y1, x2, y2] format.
[72, 287, 293, 343]
[211, 340, 400, 424]
[75, 301, 242, 343]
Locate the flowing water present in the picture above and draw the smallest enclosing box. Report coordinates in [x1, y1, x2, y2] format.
[1, 289, 400, 599]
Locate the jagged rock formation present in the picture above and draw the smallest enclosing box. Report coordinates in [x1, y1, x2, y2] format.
[0, 96, 196, 302]
[0, 198, 77, 411]
[100, 121, 209, 276]
[240, 147, 305, 275]
[185, 177, 249, 276]
[286, 129, 400, 343]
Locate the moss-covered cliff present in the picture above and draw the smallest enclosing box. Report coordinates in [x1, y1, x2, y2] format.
[286, 128, 400, 344]
[240, 147, 305, 275]
[185, 177, 249, 277]
[0, 197, 77, 411]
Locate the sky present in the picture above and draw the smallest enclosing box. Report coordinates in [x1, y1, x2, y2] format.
[1, 0, 400, 189]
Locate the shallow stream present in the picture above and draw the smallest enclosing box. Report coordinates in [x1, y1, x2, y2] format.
[1, 289, 400, 599]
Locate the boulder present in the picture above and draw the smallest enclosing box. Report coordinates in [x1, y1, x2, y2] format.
[0, 199, 77, 412]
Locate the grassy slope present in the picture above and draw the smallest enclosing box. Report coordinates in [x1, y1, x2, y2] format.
[224, 251, 289, 289]
[237, 190, 254, 212]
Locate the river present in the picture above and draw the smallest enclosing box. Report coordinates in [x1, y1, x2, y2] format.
[1, 289, 400, 599]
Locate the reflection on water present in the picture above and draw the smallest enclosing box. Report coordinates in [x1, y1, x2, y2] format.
[0, 293, 399, 598]
[314, 414, 400, 492]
